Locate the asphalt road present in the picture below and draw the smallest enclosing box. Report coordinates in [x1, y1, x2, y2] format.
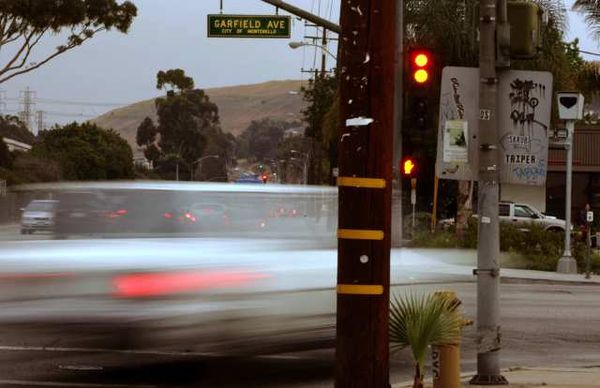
[0, 281, 598, 387]
[0, 223, 49, 241]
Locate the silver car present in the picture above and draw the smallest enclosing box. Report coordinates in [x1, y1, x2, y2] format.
[20, 199, 58, 234]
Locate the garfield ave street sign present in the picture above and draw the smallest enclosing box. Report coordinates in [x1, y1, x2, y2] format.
[207, 15, 291, 38]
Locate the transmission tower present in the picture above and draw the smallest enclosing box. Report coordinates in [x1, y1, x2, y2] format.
[0, 90, 6, 114]
[19, 87, 36, 132]
[36, 110, 46, 135]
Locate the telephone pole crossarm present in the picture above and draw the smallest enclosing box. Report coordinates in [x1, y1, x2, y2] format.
[260, 0, 340, 34]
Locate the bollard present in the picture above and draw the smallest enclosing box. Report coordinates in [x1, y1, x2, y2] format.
[432, 291, 473, 388]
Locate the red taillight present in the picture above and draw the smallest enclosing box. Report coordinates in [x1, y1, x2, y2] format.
[163, 212, 173, 219]
[113, 270, 269, 298]
[107, 209, 128, 218]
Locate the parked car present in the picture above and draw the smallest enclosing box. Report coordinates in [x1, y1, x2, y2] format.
[439, 201, 567, 232]
[20, 199, 58, 234]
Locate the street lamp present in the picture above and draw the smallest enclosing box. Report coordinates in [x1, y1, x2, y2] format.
[288, 41, 337, 60]
[289, 149, 310, 185]
[192, 155, 220, 181]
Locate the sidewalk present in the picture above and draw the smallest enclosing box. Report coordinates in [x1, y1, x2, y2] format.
[502, 268, 600, 286]
[393, 366, 600, 387]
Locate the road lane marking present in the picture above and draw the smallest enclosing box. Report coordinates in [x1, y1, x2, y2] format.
[58, 365, 104, 371]
[0, 345, 303, 361]
[0, 345, 218, 358]
[0, 380, 156, 387]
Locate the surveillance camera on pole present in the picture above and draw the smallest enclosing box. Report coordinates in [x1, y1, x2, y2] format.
[556, 92, 584, 274]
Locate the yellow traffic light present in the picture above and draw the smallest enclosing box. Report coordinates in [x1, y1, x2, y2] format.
[414, 69, 429, 84]
[414, 53, 429, 67]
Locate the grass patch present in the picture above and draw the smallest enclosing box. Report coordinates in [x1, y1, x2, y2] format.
[409, 220, 600, 273]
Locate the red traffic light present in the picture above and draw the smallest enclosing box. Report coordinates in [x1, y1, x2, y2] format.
[403, 159, 416, 176]
[261, 175, 268, 183]
[409, 49, 432, 86]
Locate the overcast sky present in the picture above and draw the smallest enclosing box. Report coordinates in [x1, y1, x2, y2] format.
[0, 0, 596, 128]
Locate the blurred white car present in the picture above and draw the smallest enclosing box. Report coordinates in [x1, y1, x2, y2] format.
[20, 199, 58, 234]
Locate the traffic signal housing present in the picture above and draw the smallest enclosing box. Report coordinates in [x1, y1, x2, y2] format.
[408, 49, 433, 88]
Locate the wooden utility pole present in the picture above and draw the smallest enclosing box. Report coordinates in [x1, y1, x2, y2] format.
[335, 0, 394, 386]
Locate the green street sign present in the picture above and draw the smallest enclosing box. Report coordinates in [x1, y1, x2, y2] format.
[207, 14, 291, 38]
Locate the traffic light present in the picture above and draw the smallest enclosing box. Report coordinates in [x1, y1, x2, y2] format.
[261, 174, 268, 184]
[406, 48, 434, 132]
[413, 97, 428, 130]
[402, 158, 416, 177]
[408, 49, 433, 87]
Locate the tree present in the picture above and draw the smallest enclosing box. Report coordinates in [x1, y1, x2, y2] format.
[136, 69, 224, 180]
[156, 69, 194, 92]
[301, 73, 338, 185]
[0, 0, 137, 84]
[573, 0, 600, 41]
[389, 293, 463, 388]
[0, 138, 10, 168]
[34, 122, 134, 180]
[237, 118, 299, 162]
[7, 152, 61, 183]
[0, 115, 35, 144]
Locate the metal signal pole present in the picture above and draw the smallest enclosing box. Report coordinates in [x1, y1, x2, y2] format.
[470, 0, 508, 384]
[335, 0, 394, 386]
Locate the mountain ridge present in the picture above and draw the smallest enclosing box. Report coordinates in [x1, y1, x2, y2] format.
[92, 79, 307, 154]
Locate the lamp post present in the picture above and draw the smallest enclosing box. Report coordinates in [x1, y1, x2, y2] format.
[192, 155, 220, 181]
[288, 41, 337, 61]
[290, 149, 310, 185]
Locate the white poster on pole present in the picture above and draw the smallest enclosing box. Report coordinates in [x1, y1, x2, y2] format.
[436, 67, 479, 181]
[443, 120, 469, 163]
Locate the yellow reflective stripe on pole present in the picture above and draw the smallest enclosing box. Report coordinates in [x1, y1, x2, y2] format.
[337, 284, 384, 295]
[337, 229, 384, 240]
[337, 177, 386, 189]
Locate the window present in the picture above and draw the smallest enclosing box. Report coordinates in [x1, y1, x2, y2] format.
[499, 204, 510, 217]
[514, 205, 534, 218]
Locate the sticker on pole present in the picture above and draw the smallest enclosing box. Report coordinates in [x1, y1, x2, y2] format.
[480, 109, 491, 121]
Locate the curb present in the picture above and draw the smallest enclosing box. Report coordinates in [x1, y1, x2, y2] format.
[393, 366, 600, 388]
[501, 276, 600, 287]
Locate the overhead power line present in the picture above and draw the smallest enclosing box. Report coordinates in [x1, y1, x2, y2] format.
[4, 97, 128, 107]
[579, 49, 600, 57]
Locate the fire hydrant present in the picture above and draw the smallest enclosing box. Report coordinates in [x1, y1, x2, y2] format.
[432, 291, 473, 388]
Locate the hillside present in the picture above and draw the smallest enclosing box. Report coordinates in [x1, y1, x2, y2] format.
[92, 80, 306, 153]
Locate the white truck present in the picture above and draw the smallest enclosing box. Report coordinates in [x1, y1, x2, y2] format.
[440, 201, 567, 232]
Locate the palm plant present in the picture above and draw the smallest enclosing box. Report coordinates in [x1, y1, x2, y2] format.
[389, 293, 463, 388]
[573, 0, 600, 41]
